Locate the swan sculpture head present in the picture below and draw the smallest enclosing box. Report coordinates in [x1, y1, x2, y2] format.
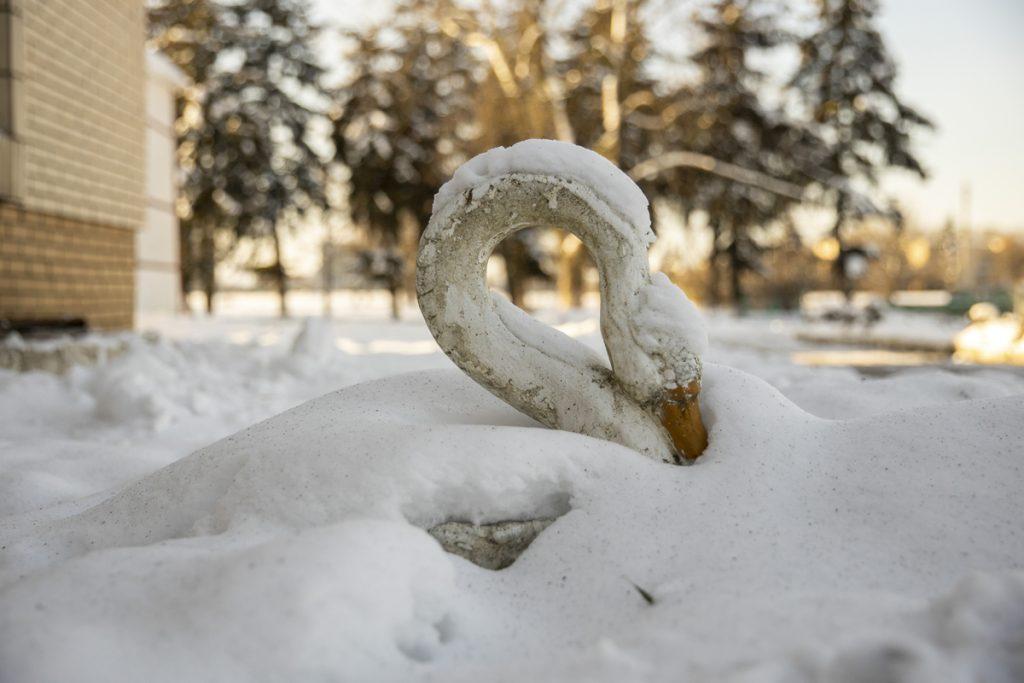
[416, 139, 708, 464]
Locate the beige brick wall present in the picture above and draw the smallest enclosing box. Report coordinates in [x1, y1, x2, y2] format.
[0, 203, 134, 330]
[19, 0, 146, 229]
[0, 0, 145, 330]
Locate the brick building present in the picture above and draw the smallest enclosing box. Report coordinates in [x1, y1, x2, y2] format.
[1, 0, 183, 331]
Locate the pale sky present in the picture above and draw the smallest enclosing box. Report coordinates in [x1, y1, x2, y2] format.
[876, 0, 1023, 232]
[312, 0, 1024, 232]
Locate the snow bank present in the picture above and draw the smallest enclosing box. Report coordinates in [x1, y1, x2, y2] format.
[89, 319, 350, 431]
[284, 316, 342, 375]
[88, 337, 222, 429]
[433, 139, 653, 240]
[0, 320, 358, 517]
[0, 520, 458, 682]
[2, 363, 1021, 681]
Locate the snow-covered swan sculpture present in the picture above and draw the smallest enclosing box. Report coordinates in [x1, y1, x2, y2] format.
[417, 139, 709, 463]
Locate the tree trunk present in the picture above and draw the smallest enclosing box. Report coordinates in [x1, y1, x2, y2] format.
[727, 227, 744, 314]
[398, 211, 421, 311]
[271, 226, 288, 318]
[179, 222, 192, 314]
[707, 251, 720, 307]
[833, 194, 851, 302]
[200, 222, 216, 315]
[388, 283, 400, 320]
[707, 224, 721, 307]
[557, 234, 585, 309]
[321, 237, 333, 318]
[498, 238, 528, 309]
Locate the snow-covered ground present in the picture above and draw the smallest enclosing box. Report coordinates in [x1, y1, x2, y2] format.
[1, 296, 1022, 682]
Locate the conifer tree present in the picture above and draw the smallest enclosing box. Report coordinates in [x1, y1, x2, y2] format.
[332, 0, 478, 313]
[792, 0, 933, 296]
[556, 0, 667, 306]
[686, 0, 817, 307]
[150, 0, 329, 316]
[459, 0, 562, 307]
[561, 0, 658, 168]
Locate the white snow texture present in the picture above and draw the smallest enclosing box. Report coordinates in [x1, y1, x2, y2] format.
[433, 138, 655, 243]
[1, 361, 1022, 682]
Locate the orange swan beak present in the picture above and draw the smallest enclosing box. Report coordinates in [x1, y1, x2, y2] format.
[658, 380, 708, 464]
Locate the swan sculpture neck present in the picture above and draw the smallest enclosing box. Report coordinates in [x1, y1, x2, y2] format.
[416, 140, 707, 463]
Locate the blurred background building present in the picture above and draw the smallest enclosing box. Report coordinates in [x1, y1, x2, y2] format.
[0, 0, 185, 332]
[140, 49, 188, 319]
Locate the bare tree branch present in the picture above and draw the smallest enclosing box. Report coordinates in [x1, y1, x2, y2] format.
[628, 151, 806, 200]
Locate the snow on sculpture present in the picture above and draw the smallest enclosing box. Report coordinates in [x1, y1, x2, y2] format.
[417, 139, 708, 463]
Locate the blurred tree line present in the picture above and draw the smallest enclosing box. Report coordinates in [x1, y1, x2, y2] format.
[149, 0, 329, 316]
[150, 0, 935, 316]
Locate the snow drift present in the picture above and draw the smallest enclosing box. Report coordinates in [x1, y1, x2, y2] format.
[1, 364, 1021, 682]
